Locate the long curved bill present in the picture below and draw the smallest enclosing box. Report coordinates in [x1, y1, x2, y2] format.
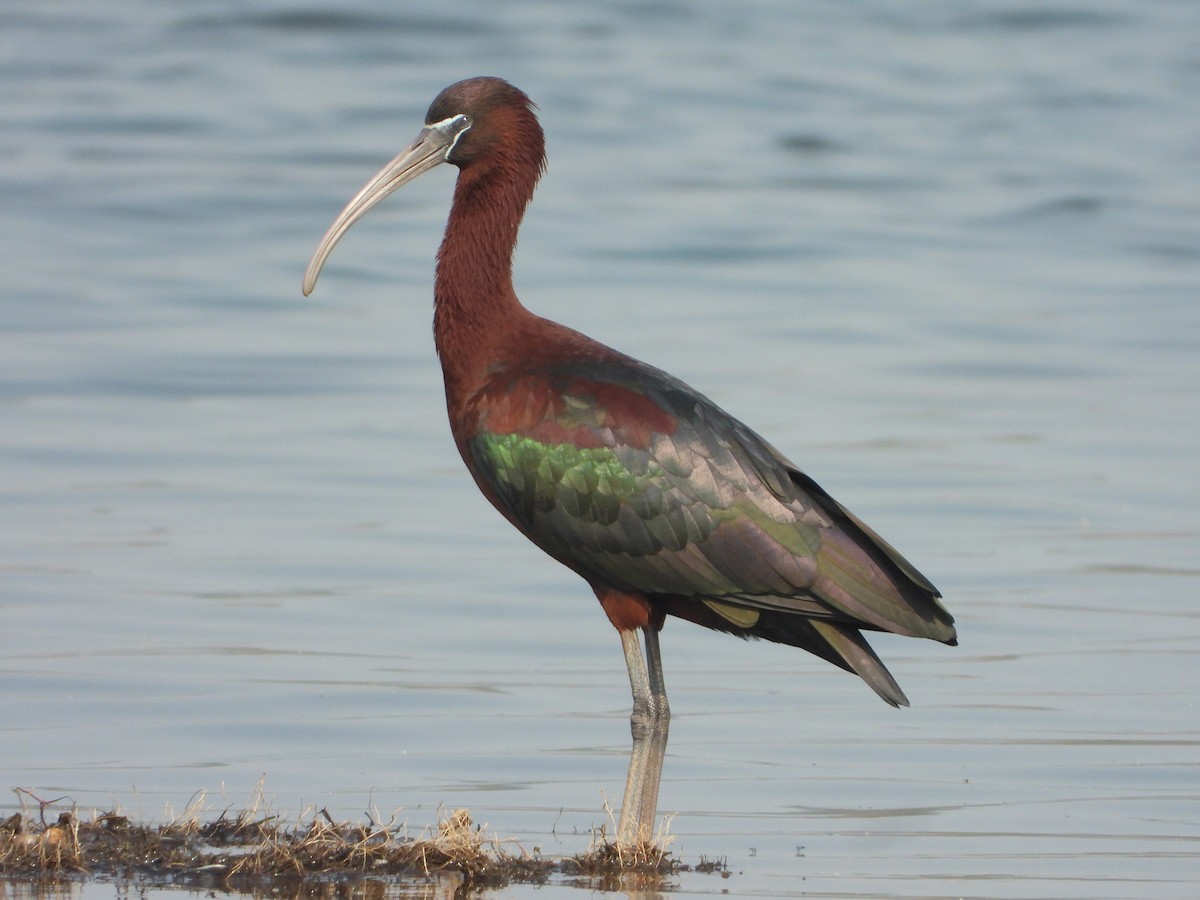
[302, 113, 471, 296]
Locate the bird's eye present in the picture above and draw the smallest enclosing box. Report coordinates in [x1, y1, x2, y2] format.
[445, 115, 472, 160]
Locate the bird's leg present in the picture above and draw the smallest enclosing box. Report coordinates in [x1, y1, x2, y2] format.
[637, 625, 670, 840]
[616, 627, 670, 846]
[617, 628, 652, 845]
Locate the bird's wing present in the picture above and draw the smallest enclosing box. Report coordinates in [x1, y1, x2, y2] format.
[466, 356, 954, 642]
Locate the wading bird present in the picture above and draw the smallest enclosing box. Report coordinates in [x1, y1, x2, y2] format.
[303, 77, 956, 846]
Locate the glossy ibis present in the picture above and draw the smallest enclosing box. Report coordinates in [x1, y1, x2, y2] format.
[303, 77, 956, 846]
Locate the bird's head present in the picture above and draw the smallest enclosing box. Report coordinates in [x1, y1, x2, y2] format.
[302, 77, 543, 296]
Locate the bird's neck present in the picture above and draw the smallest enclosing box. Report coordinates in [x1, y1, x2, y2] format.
[433, 163, 537, 397]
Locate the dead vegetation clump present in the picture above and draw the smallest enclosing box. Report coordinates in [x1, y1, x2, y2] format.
[0, 802, 539, 887]
[0, 791, 726, 890]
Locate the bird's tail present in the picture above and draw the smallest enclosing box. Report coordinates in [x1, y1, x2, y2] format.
[809, 620, 909, 707]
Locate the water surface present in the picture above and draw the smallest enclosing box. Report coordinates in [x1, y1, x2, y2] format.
[2, 1, 1198, 897]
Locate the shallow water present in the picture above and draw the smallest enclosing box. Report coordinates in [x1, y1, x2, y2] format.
[3, 1, 1199, 897]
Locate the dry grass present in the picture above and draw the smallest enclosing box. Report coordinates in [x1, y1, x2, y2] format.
[0, 789, 726, 892]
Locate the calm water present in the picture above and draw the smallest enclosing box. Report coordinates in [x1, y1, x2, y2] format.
[3, 1, 1198, 897]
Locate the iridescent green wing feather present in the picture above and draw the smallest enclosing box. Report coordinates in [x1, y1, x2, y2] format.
[466, 357, 954, 643]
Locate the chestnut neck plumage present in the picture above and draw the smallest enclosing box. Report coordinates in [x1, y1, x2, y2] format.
[433, 112, 546, 401]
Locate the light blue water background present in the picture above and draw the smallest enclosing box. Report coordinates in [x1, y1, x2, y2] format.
[3, 1, 1198, 897]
